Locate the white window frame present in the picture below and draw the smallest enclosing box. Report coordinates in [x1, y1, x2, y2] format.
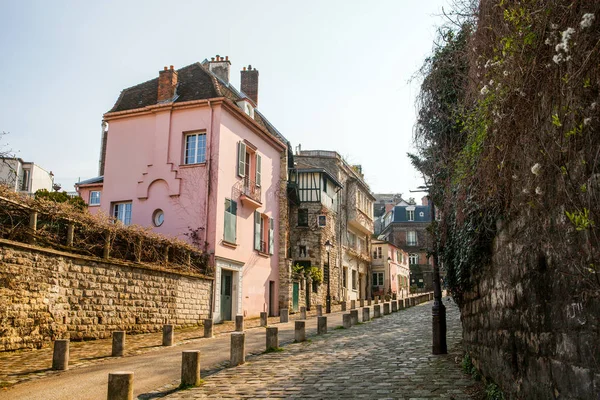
[407, 209, 415, 221]
[184, 132, 207, 165]
[224, 198, 237, 244]
[407, 231, 417, 246]
[113, 202, 132, 225]
[89, 191, 101, 206]
[409, 253, 419, 265]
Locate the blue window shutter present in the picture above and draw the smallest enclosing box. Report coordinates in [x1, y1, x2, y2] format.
[238, 142, 246, 177]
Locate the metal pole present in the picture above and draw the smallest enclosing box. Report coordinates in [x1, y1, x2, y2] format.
[326, 251, 331, 314]
[430, 198, 447, 354]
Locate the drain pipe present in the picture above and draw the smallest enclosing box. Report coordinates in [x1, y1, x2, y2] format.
[206, 100, 215, 319]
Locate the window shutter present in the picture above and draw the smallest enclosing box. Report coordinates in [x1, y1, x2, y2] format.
[254, 211, 261, 251]
[238, 142, 246, 177]
[269, 217, 274, 255]
[256, 154, 262, 186]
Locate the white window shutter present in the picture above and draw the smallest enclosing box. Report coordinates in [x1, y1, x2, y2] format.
[238, 142, 246, 177]
[254, 211, 261, 251]
[269, 217, 274, 255]
[256, 154, 262, 186]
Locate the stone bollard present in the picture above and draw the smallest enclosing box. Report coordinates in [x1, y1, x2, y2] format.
[300, 306, 306, 320]
[317, 316, 327, 335]
[367, 299, 372, 306]
[316, 305, 323, 317]
[375, 296, 380, 304]
[266, 327, 279, 351]
[411, 298, 415, 307]
[163, 325, 174, 346]
[383, 302, 391, 315]
[204, 319, 213, 338]
[374, 304, 381, 318]
[350, 309, 358, 325]
[392, 301, 398, 313]
[230, 332, 245, 366]
[280, 308, 289, 323]
[362, 307, 370, 322]
[181, 351, 201, 387]
[260, 312, 268, 327]
[350, 300, 356, 310]
[399, 299, 405, 310]
[107, 371, 133, 400]
[295, 321, 306, 342]
[392, 293, 397, 300]
[343, 313, 352, 329]
[112, 331, 125, 357]
[341, 301, 347, 311]
[235, 315, 244, 332]
[52, 339, 69, 370]
[359, 299, 365, 308]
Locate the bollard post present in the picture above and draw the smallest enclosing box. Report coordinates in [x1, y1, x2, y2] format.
[112, 331, 125, 357]
[317, 316, 327, 335]
[107, 371, 133, 400]
[294, 320, 306, 342]
[392, 300, 398, 312]
[316, 305, 323, 317]
[392, 293, 397, 300]
[350, 309, 358, 325]
[52, 339, 69, 370]
[383, 302, 391, 315]
[260, 312, 268, 327]
[235, 315, 244, 332]
[230, 332, 245, 366]
[266, 327, 279, 350]
[367, 299, 372, 306]
[280, 308, 289, 323]
[300, 306, 306, 320]
[399, 299, 405, 310]
[181, 351, 201, 387]
[359, 299, 365, 308]
[162, 324, 174, 346]
[204, 319, 213, 338]
[350, 300, 356, 310]
[362, 307, 370, 322]
[66, 224, 75, 247]
[374, 304, 381, 318]
[375, 296, 380, 304]
[343, 313, 351, 329]
[341, 301, 347, 311]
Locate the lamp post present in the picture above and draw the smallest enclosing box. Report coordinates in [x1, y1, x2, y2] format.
[324, 239, 332, 314]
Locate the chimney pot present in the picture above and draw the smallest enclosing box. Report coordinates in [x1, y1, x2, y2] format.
[225, 56, 229, 61]
[211, 57, 215, 61]
[243, 67, 246, 71]
[163, 66, 168, 71]
[170, 65, 174, 70]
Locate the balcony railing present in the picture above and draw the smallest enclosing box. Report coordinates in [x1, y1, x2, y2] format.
[233, 177, 262, 206]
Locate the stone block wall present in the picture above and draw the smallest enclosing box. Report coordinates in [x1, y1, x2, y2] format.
[460, 223, 600, 399]
[0, 239, 213, 351]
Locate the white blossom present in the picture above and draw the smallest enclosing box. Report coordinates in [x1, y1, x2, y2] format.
[480, 85, 490, 96]
[584, 117, 592, 126]
[551, 23, 558, 30]
[522, 188, 530, 194]
[531, 163, 542, 176]
[545, 37, 552, 45]
[553, 54, 564, 64]
[592, 102, 597, 110]
[535, 187, 544, 195]
[555, 27, 575, 53]
[512, 174, 518, 180]
[503, 71, 509, 76]
[581, 13, 595, 29]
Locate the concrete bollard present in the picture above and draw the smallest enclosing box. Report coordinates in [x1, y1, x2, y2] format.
[260, 312, 268, 327]
[52, 339, 69, 370]
[316, 304, 323, 317]
[383, 302, 391, 315]
[204, 319, 213, 338]
[362, 307, 370, 322]
[359, 299, 365, 308]
[107, 371, 133, 400]
[341, 301, 347, 311]
[350, 300, 356, 310]
[235, 315, 244, 332]
[295, 321, 306, 342]
[411, 298, 415, 307]
[392, 293, 397, 300]
[399, 299, 405, 309]
[230, 332, 245, 366]
[300, 306, 306, 320]
[367, 299, 372, 306]
[317, 316, 327, 335]
[343, 313, 351, 329]
[163, 325, 174, 346]
[350, 309, 358, 325]
[280, 308, 289, 323]
[112, 331, 125, 357]
[181, 351, 201, 387]
[375, 296, 380, 304]
[392, 300, 398, 312]
[374, 304, 381, 318]
[266, 327, 279, 350]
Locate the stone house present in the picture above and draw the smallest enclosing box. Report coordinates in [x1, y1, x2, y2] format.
[76, 56, 289, 323]
[282, 149, 375, 310]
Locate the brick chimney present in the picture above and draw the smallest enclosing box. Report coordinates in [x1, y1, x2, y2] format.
[208, 55, 231, 83]
[241, 65, 259, 105]
[421, 196, 429, 206]
[157, 65, 178, 103]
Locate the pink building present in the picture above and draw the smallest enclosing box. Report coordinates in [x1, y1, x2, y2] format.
[371, 239, 410, 299]
[77, 57, 288, 322]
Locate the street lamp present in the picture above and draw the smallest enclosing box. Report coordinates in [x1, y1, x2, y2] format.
[324, 239, 332, 314]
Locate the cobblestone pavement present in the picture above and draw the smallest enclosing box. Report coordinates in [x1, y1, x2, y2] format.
[167, 298, 480, 399]
[0, 304, 342, 389]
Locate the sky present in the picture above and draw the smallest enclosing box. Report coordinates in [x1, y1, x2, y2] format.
[0, 0, 450, 196]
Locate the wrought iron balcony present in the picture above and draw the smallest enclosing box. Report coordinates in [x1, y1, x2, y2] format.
[233, 177, 262, 208]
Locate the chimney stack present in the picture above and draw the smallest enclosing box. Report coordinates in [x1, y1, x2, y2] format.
[241, 65, 259, 105]
[157, 65, 178, 103]
[208, 54, 231, 83]
[421, 196, 429, 206]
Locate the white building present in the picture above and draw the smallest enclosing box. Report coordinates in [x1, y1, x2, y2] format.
[0, 158, 54, 194]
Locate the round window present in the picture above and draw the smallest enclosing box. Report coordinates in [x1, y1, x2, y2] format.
[419, 212, 424, 217]
[152, 209, 164, 227]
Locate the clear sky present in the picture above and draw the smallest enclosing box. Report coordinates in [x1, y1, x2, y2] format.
[0, 0, 449, 196]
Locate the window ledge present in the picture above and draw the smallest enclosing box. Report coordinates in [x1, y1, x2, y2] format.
[88, 204, 100, 207]
[179, 163, 207, 169]
[256, 251, 270, 258]
[221, 240, 238, 249]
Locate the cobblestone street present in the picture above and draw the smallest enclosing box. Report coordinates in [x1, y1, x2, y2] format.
[168, 298, 479, 399]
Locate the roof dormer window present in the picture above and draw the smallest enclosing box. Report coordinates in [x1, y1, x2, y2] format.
[237, 99, 255, 119]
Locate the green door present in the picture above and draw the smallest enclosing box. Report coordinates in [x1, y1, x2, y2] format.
[292, 282, 299, 312]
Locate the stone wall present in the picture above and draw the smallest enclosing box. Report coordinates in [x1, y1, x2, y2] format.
[460, 222, 600, 399]
[0, 239, 213, 351]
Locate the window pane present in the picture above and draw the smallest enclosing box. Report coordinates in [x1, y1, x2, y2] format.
[196, 134, 206, 163]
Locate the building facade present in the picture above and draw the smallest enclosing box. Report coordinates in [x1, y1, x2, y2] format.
[77, 56, 288, 322]
[0, 158, 54, 194]
[371, 239, 410, 299]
